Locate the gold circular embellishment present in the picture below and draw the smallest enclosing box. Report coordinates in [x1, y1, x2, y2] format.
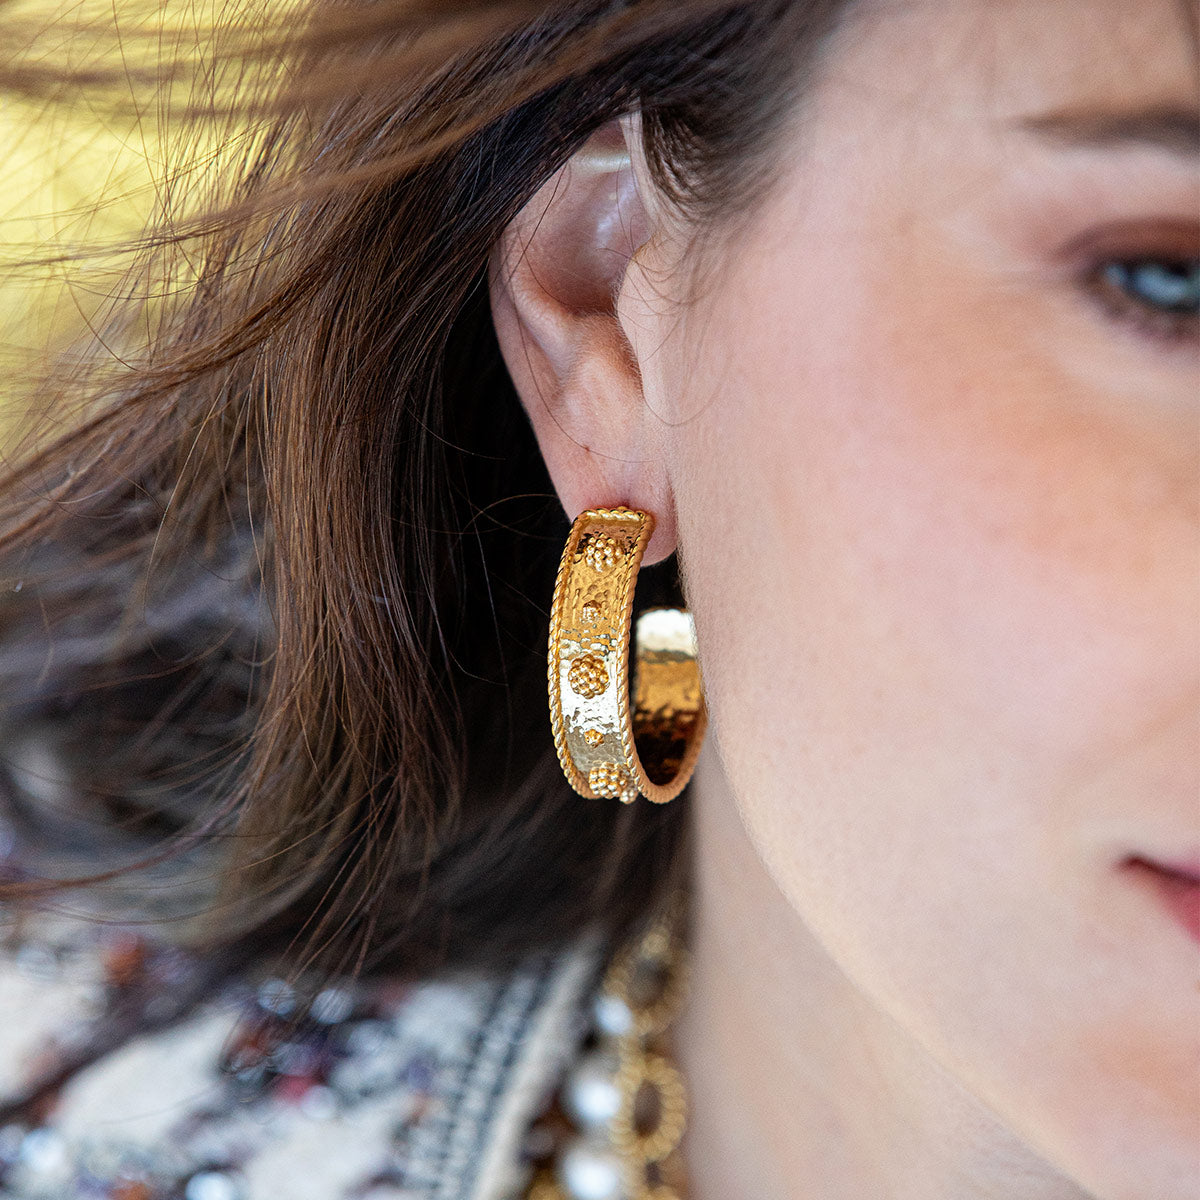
[583, 728, 605, 747]
[521, 895, 690, 1200]
[567, 653, 609, 698]
[612, 1048, 688, 1165]
[581, 530, 623, 573]
[589, 761, 638, 804]
[601, 935, 689, 1041]
[580, 602, 601, 622]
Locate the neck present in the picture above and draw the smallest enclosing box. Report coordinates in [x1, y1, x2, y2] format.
[665, 741, 1092, 1200]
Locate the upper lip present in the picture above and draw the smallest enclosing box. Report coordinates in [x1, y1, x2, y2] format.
[1122, 854, 1200, 885]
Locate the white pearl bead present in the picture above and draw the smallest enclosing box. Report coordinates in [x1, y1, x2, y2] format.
[17, 1129, 68, 1178]
[592, 992, 634, 1037]
[564, 1050, 622, 1131]
[556, 1134, 629, 1200]
[185, 1172, 244, 1200]
[255, 977, 296, 1016]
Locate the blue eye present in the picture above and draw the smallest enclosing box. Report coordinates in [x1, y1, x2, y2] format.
[1086, 255, 1199, 345]
[1099, 258, 1199, 316]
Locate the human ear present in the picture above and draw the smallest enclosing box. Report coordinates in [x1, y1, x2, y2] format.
[488, 117, 677, 565]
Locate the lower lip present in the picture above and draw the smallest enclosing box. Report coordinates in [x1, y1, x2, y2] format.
[1124, 858, 1200, 947]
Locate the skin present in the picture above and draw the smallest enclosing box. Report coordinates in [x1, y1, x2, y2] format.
[489, 0, 1200, 1196]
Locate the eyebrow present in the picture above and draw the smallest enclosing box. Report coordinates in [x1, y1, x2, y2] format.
[1015, 104, 1200, 158]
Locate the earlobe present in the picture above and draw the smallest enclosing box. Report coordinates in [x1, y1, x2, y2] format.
[488, 120, 677, 565]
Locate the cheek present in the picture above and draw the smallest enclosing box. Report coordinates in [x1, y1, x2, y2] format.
[669, 217, 1197, 882]
[657, 211, 1199, 1175]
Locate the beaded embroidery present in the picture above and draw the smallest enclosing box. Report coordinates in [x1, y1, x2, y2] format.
[0, 908, 604, 1200]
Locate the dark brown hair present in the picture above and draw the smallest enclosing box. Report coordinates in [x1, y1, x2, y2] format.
[0, 0, 850, 984]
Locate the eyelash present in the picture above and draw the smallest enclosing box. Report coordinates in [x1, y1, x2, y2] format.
[1081, 254, 1199, 347]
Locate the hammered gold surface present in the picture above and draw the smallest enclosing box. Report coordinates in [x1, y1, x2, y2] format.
[548, 505, 707, 804]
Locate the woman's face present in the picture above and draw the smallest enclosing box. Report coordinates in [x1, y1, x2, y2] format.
[616, 0, 1198, 1191]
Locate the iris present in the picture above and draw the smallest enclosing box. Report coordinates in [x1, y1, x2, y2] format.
[1102, 257, 1200, 316]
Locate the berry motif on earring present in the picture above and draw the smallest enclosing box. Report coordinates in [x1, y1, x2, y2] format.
[567, 653, 609, 698]
[581, 530, 624, 573]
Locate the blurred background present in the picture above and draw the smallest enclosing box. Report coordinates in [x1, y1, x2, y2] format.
[0, 0, 242, 440]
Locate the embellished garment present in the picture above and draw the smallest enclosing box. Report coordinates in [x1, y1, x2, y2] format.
[0, 909, 608, 1200]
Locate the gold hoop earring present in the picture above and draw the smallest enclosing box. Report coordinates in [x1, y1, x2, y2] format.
[548, 505, 707, 804]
